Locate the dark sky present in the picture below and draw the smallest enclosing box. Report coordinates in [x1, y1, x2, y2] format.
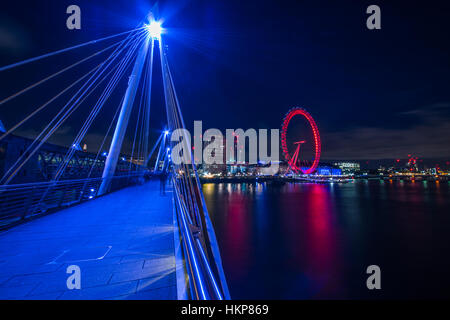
[1, 0, 450, 160]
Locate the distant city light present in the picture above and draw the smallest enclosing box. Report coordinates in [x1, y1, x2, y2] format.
[145, 20, 163, 39]
[101, 151, 108, 157]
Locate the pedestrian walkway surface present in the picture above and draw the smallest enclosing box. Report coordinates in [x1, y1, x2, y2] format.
[0, 180, 177, 300]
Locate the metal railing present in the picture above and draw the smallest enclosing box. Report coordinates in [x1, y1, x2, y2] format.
[157, 35, 230, 300]
[173, 178, 227, 299]
[0, 172, 147, 229]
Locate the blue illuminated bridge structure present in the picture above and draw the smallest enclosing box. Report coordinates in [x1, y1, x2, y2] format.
[0, 18, 229, 300]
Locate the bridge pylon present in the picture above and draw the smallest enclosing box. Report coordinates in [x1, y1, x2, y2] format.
[98, 36, 151, 195]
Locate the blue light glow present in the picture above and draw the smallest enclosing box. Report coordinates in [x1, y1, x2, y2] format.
[196, 238, 224, 300]
[145, 21, 163, 39]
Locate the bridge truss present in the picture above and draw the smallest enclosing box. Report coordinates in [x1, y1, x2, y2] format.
[0, 16, 229, 300]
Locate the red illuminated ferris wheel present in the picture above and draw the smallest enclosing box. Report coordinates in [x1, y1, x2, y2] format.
[281, 107, 321, 174]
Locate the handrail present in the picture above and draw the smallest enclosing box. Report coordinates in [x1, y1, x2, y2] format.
[173, 184, 210, 299]
[159, 35, 230, 300]
[173, 178, 224, 300]
[0, 171, 149, 229]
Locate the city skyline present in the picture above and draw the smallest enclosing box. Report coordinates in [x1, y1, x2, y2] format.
[1, 1, 449, 160]
[1, 0, 450, 303]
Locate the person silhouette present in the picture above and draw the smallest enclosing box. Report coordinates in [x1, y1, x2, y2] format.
[159, 171, 168, 195]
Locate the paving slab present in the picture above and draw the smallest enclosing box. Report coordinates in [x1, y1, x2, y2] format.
[0, 180, 177, 300]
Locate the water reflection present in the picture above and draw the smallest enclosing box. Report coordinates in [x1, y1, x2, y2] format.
[203, 180, 450, 299]
[280, 183, 343, 298]
[225, 188, 252, 277]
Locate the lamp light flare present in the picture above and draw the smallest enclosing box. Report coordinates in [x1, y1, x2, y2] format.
[145, 21, 163, 39]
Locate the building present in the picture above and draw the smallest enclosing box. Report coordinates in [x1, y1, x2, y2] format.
[315, 166, 342, 176]
[333, 162, 360, 175]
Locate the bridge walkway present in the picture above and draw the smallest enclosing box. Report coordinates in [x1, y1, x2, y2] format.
[0, 180, 178, 300]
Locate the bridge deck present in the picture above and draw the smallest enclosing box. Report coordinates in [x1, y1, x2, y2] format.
[0, 180, 178, 300]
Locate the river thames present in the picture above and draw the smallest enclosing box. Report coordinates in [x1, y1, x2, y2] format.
[203, 180, 450, 299]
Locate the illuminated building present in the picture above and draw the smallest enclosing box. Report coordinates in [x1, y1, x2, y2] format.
[302, 166, 341, 176]
[333, 162, 360, 174]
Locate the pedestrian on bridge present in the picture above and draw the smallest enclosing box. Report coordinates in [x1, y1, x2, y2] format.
[159, 171, 168, 195]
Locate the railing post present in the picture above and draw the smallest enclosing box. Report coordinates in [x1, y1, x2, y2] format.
[23, 186, 36, 219]
[58, 184, 67, 208]
[78, 180, 89, 202]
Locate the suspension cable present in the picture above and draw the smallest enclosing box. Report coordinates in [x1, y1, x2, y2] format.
[0, 31, 146, 184]
[0, 26, 146, 72]
[0, 64, 99, 142]
[54, 34, 147, 180]
[0, 35, 136, 106]
[0, 31, 146, 141]
[87, 95, 125, 179]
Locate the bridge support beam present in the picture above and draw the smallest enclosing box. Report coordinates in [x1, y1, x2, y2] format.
[143, 39, 154, 167]
[154, 131, 167, 172]
[98, 36, 151, 195]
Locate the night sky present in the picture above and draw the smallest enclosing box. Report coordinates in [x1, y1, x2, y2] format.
[1, 0, 450, 161]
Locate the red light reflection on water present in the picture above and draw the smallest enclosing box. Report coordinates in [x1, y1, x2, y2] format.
[224, 187, 252, 279]
[281, 183, 344, 297]
[305, 185, 336, 268]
